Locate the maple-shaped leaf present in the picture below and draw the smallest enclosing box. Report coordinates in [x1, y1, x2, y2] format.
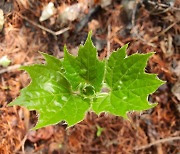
[8, 53, 90, 129]
[92, 45, 165, 118]
[9, 32, 164, 129]
[63, 32, 105, 92]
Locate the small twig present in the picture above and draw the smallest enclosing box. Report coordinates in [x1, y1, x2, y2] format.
[0, 62, 31, 74]
[17, 13, 70, 36]
[107, 24, 111, 58]
[131, 0, 156, 47]
[113, 37, 124, 46]
[149, 22, 177, 43]
[150, 7, 171, 15]
[131, 0, 139, 27]
[131, 0, 155, 47]
[134, 136, 180, 151]
[147, 0, 180, 11]
[132, 27, 156, 47]
[14, 134, 27, 154]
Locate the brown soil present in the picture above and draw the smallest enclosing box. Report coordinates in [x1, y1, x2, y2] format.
[0, 0, 180, 153]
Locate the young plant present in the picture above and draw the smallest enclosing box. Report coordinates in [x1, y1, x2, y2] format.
[9, 32, 164, 129]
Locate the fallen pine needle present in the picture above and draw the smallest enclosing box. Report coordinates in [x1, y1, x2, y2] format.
[134, 136, 180, 151]
[17, 13, 70, 36]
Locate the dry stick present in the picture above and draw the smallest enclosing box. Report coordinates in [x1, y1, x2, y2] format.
[14, 134, 27, 154]
[131, 0, 156, 47]
[131, 0, 138, 28]
[147, 0, 180, 11]
[17, 13, 70, 36]
[148, 22, 177, 43]
[134, 136, 180, 151]
[150, 7, 171, 15]
[0, 62, 32, 74]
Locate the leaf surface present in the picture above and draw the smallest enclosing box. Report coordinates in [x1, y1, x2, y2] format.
[9, 53, 89, 129]
[92, 45, 164, 117]
[63, 32, 105, 92]
[9, 33, 164, 129]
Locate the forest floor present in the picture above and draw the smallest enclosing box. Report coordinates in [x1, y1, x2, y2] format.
[0, 0, 180, 153]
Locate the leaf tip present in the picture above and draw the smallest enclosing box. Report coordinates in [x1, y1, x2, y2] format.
[63, 44, 67, 50]
[38, 51, 44, 54]
[65, 124, 73, 130]
[7, 98, 20, 107]
[146, 51, 156, 57]
[88, 30, 93, 38]
[122, 112, 129, 119]
[7, 102, 14, 107]
[39, 51, 49, 59]
[86, 31, 93, 44]
[19, 65, 30, 71]
[124, 43, 129, 49]
[151, 102, 158, 107]
[63, 45, 69, 55]
[30, 124, 42, 130]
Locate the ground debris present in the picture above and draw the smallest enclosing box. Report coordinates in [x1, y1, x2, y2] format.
[0, 0, 179, 153]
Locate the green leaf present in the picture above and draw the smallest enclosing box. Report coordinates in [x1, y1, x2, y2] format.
[9, 32, 164, 129]
[8, 53, 90, 129]
[63, 46, 83, 90]
[92, 45, 165, 117]
[63, 32, 105, 92]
